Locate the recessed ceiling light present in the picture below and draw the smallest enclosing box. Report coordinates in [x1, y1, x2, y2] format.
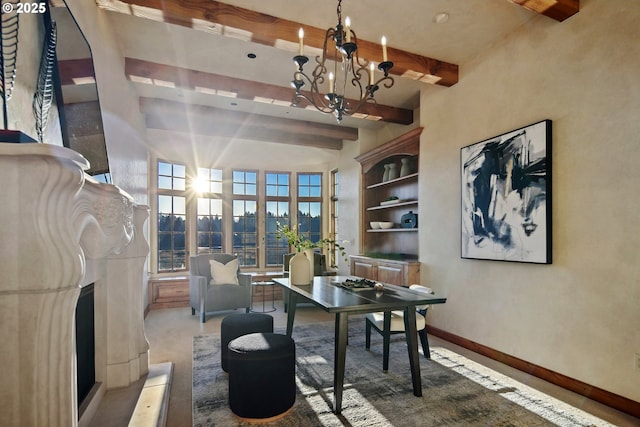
[433, 12, 449, 24]
[247, 53, 257, 59]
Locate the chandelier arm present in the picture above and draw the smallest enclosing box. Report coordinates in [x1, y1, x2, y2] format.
[349, 64, 366, 101]
[293, 69, 335, 112]
[339, 93, 374, 116]
[293, 91, 337, 114]
[375, 74, 395, 90]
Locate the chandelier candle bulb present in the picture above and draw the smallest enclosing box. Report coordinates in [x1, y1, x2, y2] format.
[369, 62, 375, 83]
[298, 28, 304, 55]
[345, 17, 351, 42]
[329, 72, 335, 93]
[381, 36, 388, 61]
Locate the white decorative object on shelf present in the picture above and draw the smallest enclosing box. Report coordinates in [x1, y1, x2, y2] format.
[378, 221, 394, 229]
[380, 198, 402, 206]
[370, 221, 381, 229]
[388, 163, 398, 180]
[400, 157, 411, 177]
[382, 164, 390, 182]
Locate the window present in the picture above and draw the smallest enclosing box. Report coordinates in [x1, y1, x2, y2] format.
[157, 161, 187, 271]
[194, 167, 222, 193]
[232, 170, 258, 267]
[153, 161, 329, 273]
[297, 173, 322, 244]
[195, 167, 223, 255]
[197, 198, 223, 254]
[330, 170, 340, 267]
[158, 161, 186, 191]
[265, 172, 290, 266]
[158, 194, 186, 271]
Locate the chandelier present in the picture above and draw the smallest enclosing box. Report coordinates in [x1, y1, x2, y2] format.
[291, 0, 394, 123]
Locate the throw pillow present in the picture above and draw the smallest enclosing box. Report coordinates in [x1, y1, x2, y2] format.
[209, 258, 240, 285]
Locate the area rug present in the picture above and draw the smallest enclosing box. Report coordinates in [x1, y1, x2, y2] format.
[193, 321, 614, 426]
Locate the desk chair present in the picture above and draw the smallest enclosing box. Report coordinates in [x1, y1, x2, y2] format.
[365, 284, 433, 372]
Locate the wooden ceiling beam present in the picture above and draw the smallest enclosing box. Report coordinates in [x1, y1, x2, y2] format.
[507, 0, 579, 22]
[57, 58, 95, 85]
[96, 0, 458, 86]
[125, 58, 413, 125]
[139, 97, 356, 149]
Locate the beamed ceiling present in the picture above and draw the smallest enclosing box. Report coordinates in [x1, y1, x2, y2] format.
[57, 0, 579, 149]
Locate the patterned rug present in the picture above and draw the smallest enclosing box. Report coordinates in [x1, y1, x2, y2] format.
[193, 321, 614, 426]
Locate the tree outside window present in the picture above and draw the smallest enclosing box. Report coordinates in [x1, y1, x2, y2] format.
[232, 170, 258, 267]
[297, 173, 322, 244]
[265, 172, 290, 266]
[157, 161, 187, 271]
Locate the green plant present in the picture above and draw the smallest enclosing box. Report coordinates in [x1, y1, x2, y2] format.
[276, 222, 348, 264]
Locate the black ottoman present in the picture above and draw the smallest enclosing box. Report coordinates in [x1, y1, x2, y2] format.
[220, 313, 273, 372]
[228, 333, 296, 420]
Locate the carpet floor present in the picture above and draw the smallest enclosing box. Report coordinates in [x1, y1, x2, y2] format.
[193, 321, 615, 426]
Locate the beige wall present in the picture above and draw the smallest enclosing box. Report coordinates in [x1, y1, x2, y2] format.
[418, 0, 640, 402]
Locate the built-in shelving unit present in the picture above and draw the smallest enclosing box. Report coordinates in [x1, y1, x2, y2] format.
[352, 127, 423, 286]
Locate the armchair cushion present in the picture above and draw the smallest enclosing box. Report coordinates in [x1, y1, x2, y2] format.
[210, 258, 240, 285]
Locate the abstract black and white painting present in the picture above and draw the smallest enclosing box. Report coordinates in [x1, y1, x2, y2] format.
[461, 120, 552, 263]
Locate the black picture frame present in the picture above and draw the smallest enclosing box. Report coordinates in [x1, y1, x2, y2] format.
[460, 119, 552, 264]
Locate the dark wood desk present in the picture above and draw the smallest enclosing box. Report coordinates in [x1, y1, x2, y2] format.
[272, 276, 447, 414]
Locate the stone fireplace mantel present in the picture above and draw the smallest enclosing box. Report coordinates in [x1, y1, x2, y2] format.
[0, 144, 150, 427]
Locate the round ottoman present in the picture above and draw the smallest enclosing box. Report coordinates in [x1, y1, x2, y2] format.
[221, 313, 273, 372]
[228, 332, 296, 420]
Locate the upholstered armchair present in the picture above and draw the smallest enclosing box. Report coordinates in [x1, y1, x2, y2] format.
[189, 253, 252, 323]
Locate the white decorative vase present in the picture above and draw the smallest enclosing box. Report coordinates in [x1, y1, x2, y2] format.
[289, 252, 311, 285]
[303, 248, 316, 280]
[388, 163, 399, 180]
[400, 157, 411, 177]
[382, 164, 390, 182]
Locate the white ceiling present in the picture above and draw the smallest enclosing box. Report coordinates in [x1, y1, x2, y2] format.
[63, 1, 542, 129]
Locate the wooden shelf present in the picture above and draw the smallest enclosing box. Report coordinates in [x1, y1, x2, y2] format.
[367, 200, 418, 211]
[366, 172, 418, 189]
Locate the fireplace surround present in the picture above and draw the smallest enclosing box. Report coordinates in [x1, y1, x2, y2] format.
[0, 143, 150, 427]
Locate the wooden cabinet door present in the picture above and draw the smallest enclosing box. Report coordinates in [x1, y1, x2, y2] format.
[376, 262, 405, 285]
[351, 259, 377, 281]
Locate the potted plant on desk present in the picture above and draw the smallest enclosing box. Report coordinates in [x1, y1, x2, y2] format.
[276, 222, 347, 285]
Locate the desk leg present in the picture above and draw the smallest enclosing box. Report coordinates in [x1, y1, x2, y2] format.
[404, 306, 422, 397]
[333, 313, 348, 414]
[285, 291, 297, 337]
